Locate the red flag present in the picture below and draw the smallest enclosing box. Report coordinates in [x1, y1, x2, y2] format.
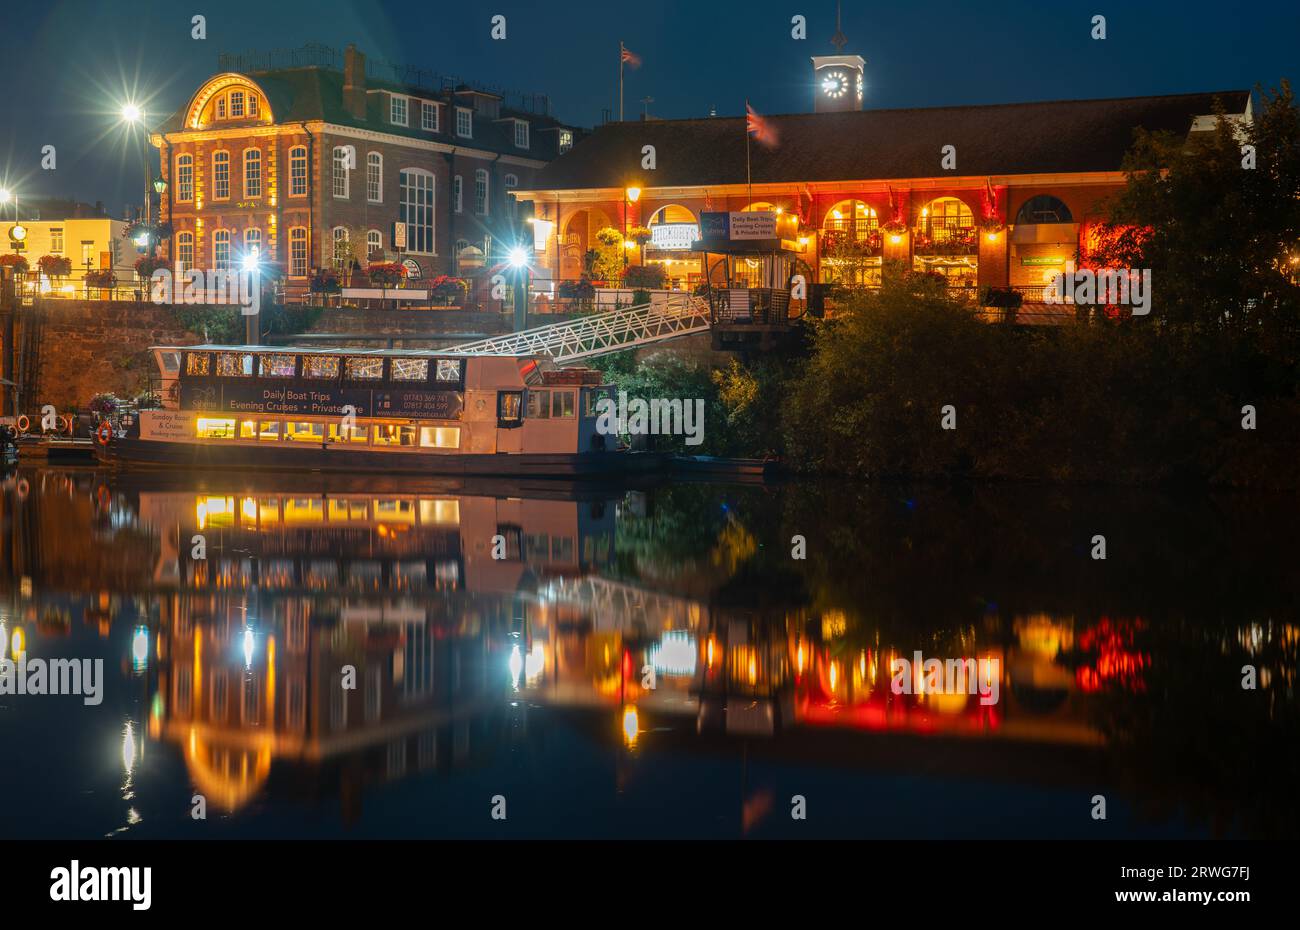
[620, 43, 641, 68]
[745, 102, 779, 148]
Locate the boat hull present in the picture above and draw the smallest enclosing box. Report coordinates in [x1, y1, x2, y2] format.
[95, 437, 666, 478]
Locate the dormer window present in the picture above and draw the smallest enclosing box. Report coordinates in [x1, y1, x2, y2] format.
[216, 96, 226, 119]
[558, 129, 573, 153]
[514, 120, 529, 149]
[231, 91, 245, 118]
[248, 93, 259, 118]
[422, 100, 439, 132]
[391, 95, 408, 127]
[456, 107, 472, 138]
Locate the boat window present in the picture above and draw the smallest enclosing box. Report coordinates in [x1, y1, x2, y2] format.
[374, 499, 416, 523]
[285, 421, 325, 443]
[419, 426, 460, 449]
[238, 420, 257, 439]
[257, 421, 281, 441]
[583, 389, 609, 418]
[391, 358, 429, 381]
[196, 417, 236, 439]
[436, 359, 461, 382]
[527, 390, 550, 419]
[372, 424, 417, 447]
[418, 499, 460, 525]
[498, 391, 523, 424]
[186, 352, 211, 376]
[552, 390, 575, 418]
[160, 351, 181, 373]
[284, 499, 324, 522]
[345, 357, 384, 380]
[552, 537, 575, 563]
[328, 499, 369, 521]
[328, 423, 368, 444]
[216, 352, 254, 377]
[303, 355, 341, 379]
[260, 354, 297, 377]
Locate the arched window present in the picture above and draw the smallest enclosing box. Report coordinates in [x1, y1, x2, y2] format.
[823, 200, 877, 241]
[332, 146, 351, 198]
[367, 152, 382, 203]
[212, 151, 230, 200]
[213, 229, 231, 270]
[646, 205, 699, 251]
[331, 226, 350, 269]
[400, 168, 435, 254]
[289, 146, 308, 197]
[474, 169, 488, 215]
[367, 229, 382, 259]
[243, 148, 262, 198]
[1014, 195, 1073, 225]
[288, 227, 308, 277]
[243, 228, 261, 259]
[917, 196, 974, 237]
[176, 232, 194, 273]
[175, 154, 193, 202]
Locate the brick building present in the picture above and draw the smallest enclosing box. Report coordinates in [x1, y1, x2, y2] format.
[152, 44, 580, 290]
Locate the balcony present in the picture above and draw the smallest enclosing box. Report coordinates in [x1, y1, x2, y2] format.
[912, 222, 978, 257]
[820, 220, 883, 257]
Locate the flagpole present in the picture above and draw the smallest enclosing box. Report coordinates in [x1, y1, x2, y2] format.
[619, 42, 624, 122]
[745, 100, 752, 207]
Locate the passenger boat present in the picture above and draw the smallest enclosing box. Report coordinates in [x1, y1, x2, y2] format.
[96, 345, 659, 477]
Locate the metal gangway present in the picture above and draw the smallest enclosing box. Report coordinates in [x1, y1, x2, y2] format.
[448, 294, 710, 363]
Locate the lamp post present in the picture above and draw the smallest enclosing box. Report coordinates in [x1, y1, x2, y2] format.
[622, 186, 641, 269]
[507, 246, 530, 332]
[120, 103, 152, 232]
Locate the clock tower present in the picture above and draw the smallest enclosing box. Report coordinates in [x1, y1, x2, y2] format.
[811, 4, 864, 113]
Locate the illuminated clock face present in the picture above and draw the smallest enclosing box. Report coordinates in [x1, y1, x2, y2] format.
[856, 74, 863, 101]
[821, 70, 848, 99]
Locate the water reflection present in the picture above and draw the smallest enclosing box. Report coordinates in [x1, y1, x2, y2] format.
[1, 469, 1297, 839]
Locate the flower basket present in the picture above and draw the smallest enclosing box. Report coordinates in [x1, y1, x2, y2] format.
[135, 255, 167, 281]
[431, 274, 469, 306]
[38, 255, 72, 277]
[0, 254, 29, 275]
[366, 262, 406, 288]
[85, 269, 117, 289]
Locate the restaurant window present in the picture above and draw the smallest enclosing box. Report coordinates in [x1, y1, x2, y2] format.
[419, 427, 460, 449]
[345, 356, 384, 380]
[302, 355, 340, 379]
[186, 352, 211, 376]
[289, 227, 307, 277]
[285, 422, 326, 443]
[328, 423, 368, 444]
[176, 155, 193, 202]
[243, 228, 261, 260]
[526, 390, 550, 419]
[391, 95, 408, 126]
[289, 146, 307, 197]
[216, 352, 253, 377]
[243, 147, 262, 198]
[391, 357, 429, 381]
[213, 230, 231, 270]
[367, 152, 382, 203]
[914, 197, 978, 287]
[176, 232, 194, 274]
[332, 146, 350, 198]
[1014, 195, 1073, 225]
[373, 424, 417, 447]
[474, 169, 488, 215]
[213, 151, 230, 199]
[552, 390, 575, 418]
[196, 418, 236, 439]
[400, 168, 435, 254]
[259, 354, 297, 377]
[436, 359, 461, 382]
[422, 101, 438, 132]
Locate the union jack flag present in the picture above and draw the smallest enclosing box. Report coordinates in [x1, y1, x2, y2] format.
[745, 102, 779, 148]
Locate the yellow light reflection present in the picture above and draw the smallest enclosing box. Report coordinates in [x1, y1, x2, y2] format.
[622, 705, 639, 747]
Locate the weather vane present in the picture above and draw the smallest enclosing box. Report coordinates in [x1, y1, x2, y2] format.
[830, 1, 848, 50]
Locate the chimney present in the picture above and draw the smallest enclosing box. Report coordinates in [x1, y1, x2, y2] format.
[343, 44, 367, 120]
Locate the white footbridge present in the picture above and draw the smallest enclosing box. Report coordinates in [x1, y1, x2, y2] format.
[447, 294, 711, 364]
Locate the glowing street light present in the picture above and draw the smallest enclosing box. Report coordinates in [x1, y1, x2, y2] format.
[121, 102, 143, 124]
[625, 186, 641, 203]
[507, 246, 529, 269]
[0, 188, 10, 203]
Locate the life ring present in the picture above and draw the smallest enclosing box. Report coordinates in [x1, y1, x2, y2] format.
[96, 422, 114, 446]
[62, 415, 75, 435]
[16, 415, 29, 434]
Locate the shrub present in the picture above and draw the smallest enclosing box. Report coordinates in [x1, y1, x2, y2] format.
[622, 263, 665, 289]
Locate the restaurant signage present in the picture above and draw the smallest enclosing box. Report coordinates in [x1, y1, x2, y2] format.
[1021, 256, 1066, 266]
[699, 211, 778, 241]
[181, 383, 463, 420]
[648, 223, 700, 251]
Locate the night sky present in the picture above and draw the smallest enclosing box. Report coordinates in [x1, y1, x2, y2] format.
[1, 0, 1295, 213]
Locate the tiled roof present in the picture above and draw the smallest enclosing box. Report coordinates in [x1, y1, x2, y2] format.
[524, 90, 1251, 190]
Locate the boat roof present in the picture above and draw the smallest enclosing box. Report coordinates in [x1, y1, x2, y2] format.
[153, 344, 516, 359]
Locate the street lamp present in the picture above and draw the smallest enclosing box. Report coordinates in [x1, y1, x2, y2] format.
[120, 102, 153, 235]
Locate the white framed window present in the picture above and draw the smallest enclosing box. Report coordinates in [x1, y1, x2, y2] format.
[243, 147, 262, 198]
[176, 154, 193, 202]
[50, 228, 64, 253]
[332, 226, 350, 269]
[474, 169, 488, 215]
[366, 229, 382, 259]
[247, 94, 259, 118]
[213, 229, 231, 270]
[514, 120, 529, 149]
[230, 91, 245, 118]
[400, 168, 435, 255]
[289, 146, 307, 197]
[558, 129, 574, 153]
[176, 232, 194, 273]
[332, 146, 350, 198]
[421, 101, 438, 132]
[243, 227, 261, 260]
[289, 227, 307, 277]
[390, 95, 408, 126]
[216, 96, 226, 120]
[367, 152, 382, 203]
[213, 151, 230, 200]
[455, 107, 472, 138]
[452, 175, 463, 214]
